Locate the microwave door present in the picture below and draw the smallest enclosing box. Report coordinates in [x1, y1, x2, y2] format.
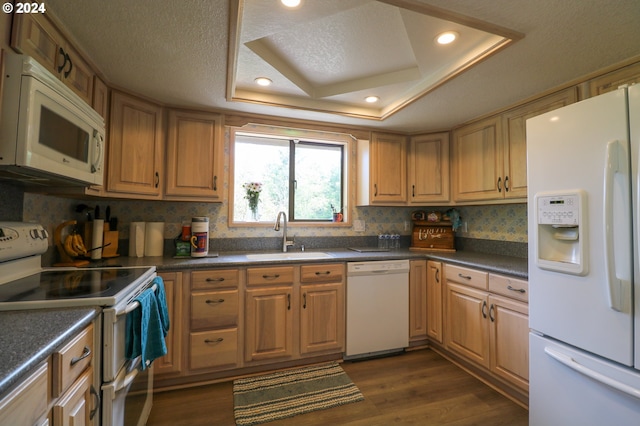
[17, 75, 104, 185]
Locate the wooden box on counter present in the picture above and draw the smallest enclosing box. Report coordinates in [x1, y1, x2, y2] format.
[410, 220, 456, 252]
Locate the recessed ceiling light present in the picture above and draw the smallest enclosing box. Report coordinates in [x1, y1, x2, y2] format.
[255, 77, 272, 86]
[281, 0, 301, 8]
[436, 31, 458, 45]
[365, 96, 379, 103]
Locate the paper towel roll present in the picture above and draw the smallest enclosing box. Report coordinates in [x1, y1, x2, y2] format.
[91, 219, 104, 260]
[129, 222, 146, 258]
[144, 222, 165, 257]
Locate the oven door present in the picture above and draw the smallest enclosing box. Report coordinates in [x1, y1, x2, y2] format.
[101, 357, 153, 426]
[101, 270, 157, 425]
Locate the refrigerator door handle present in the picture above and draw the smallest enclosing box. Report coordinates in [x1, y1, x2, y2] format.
[603, 139, 627, 312]
[545, 346, 640, 400]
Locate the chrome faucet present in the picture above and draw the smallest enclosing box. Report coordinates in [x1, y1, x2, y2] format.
[274, 211, 294, 252]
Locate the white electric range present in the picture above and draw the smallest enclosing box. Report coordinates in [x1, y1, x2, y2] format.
[0, 221, 158, 425]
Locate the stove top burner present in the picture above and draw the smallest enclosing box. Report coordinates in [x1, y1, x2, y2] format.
[0, 267, 155, 307]
[44, 270, 112, 298]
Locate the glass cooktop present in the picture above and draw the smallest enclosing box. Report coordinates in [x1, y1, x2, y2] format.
[0, 267, 154, 310]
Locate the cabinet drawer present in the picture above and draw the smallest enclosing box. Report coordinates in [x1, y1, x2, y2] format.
[247, 266, 294, 286]
[52, 323, 94, 398]
[192, 269, 239, 290]
[191, 290, 239, 330]
[445, 264, 488, 290]
[189, 328, 238, 370]
[489, 274, 528, 302]
[300, 263, 344, 283]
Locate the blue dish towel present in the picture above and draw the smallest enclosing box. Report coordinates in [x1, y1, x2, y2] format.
[125, 276, 170, 369]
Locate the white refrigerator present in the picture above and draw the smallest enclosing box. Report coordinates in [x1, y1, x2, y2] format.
[527, 85, 640, 425]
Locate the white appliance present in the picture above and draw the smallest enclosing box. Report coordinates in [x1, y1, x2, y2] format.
[0, 53, 105, 186]
[345, 259, 409, 360]
[0, 222, 158, 426]
[527, 85, 640, 425]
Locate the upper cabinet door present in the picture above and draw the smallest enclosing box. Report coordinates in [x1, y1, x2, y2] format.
[452, 116, 502, 202]
[370, 132, 407, 204]
[12, 13, 94, 105]
[408, 132, 450, 204]
[165, 110, 223, 200]
[107, 91, 164, 197]
[501, 88, 578, 199]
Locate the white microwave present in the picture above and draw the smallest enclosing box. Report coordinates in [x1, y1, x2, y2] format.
[0, 53, 105, 186]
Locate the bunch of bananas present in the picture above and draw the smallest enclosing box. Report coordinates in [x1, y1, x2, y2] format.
[63, 233, 89, 258]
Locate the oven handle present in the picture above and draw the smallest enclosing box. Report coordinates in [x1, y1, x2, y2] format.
[120, 282, 158, 315]
[116, 357, 143, 392]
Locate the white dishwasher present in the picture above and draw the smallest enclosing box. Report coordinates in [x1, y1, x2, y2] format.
[345, 259, 410, 360]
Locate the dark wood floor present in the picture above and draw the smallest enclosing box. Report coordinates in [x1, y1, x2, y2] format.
[147, 348, 528, 425]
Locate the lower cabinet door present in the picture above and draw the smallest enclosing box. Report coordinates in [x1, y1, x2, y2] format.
[244, 286, 294, 362]
[445, 282, 491, 368]
[489, 295, 529, 390]
[53, 368, 94, 426]
[300, 283, 344, 355]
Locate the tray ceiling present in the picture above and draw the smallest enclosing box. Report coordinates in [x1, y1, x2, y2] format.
[228, 0, 522, 120]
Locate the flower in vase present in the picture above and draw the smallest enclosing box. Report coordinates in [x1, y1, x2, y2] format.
[243, 182, 263, 217]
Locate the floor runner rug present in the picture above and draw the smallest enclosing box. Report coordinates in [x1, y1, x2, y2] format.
[233, 362, 364, 425]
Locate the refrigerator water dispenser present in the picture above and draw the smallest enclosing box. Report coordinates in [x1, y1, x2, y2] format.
[535, 190, 587, 275]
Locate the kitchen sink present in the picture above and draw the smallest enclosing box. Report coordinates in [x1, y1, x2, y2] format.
[245, 252, 334, 261]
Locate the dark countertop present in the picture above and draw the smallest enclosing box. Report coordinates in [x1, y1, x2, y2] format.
[89, 248, 528, 279]
[1, 248, 526, 399]
[0, 307, 98, 398]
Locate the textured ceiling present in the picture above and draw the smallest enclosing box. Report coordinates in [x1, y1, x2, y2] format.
[230, 0, 519, 120]
[45, 0, 640, 133]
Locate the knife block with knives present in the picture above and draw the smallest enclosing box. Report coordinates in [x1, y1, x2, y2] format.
[83, 205, 119, 258]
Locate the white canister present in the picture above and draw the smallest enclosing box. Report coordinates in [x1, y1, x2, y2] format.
[190, 217, 209, 257]
[129, 222, 146, 258]
[144, 222, 165, 257]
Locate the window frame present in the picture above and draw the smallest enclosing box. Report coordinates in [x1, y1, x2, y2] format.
[229, 125, 352, 227]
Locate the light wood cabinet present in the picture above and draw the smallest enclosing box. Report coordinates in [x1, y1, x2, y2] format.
[154, 272, 183, 377]
[245, 264, 345, 363]
[445, 281, 491, 368]
[188, 269, 240, 372]
[299, 264, 345, 355]
[11, 13, 94, 104]
[51, 322, 98, 425]
[501, 88, 578, 199]
[489, 293, 529, 391]
[357, 132, 407, 205]
[443, 264, 529, 392]
[52, 368, 94, 426]
[245, 281, 294, 363]
[453, 88, 577, 203]
[409, 260, 428, 343]
[165, 110, 224, 200]
[426, 260, 443, 344]
[92, 76, 109, 119]
[587, 61, 640, 97]
[408, 132, 450, 204]
[451, 115, 503, 202]
[107, 91, 164, 198]
[245, 266, 295, 363]
[0, 362, 48, 426]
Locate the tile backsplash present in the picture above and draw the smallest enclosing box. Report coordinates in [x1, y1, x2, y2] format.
[18, 191, 527, 245]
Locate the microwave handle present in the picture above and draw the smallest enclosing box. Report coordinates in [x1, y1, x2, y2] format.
[91, 131, 104, 174]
